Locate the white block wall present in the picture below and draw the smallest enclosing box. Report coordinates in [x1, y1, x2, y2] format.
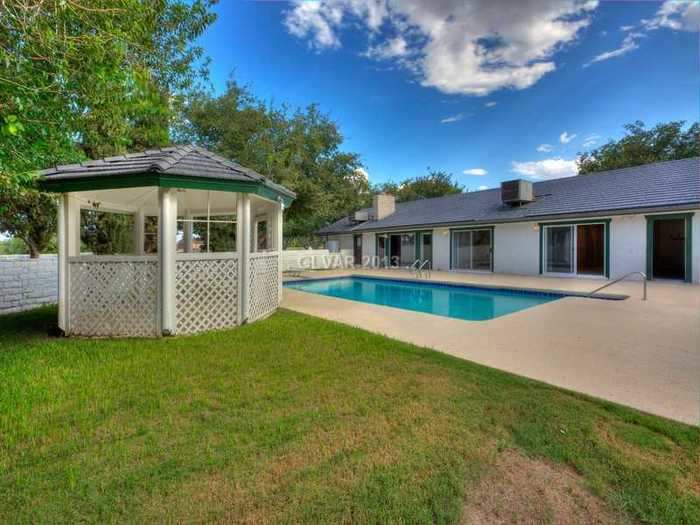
[0, 255, 58, 314]
[326, 234, 354, 252]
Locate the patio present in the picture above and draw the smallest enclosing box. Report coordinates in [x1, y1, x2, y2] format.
[282, 268, 700, 425]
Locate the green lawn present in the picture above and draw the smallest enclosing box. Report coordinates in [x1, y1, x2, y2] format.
[1, 306, 698, 524]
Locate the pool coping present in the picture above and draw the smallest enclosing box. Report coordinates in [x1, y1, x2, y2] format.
[284, 273, 629, 301]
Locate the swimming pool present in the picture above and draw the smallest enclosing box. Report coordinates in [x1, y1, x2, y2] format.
[284, 276, 565, 321]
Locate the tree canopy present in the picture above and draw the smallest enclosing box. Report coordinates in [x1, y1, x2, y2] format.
[177, 81, 373, 246]
[0, 0, 216, 256]
[578, 120, 699, 174]
[375, 170, 463, 203]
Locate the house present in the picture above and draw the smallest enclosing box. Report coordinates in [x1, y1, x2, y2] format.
[318, 157, 700, 283]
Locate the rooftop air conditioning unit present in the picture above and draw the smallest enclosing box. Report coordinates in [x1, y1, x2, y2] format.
[354, 210, 369, 222]
[501, 179, 534, 205]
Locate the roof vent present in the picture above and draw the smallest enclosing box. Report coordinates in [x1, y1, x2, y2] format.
[501, 179, 534, 205]
[354, 210, 369, 222]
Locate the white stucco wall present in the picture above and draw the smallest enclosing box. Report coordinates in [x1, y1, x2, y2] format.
[493, 222, 540, 275]
[609, 214, 646, 279]
[327, 209, 699, 282]
[610, 211, 699, 283]
[432, 227, 450, 270]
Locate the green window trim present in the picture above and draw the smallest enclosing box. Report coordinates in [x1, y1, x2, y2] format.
[538, 219, 611, 278]
[645, 213, 694, 283]
[449, 225, 495, 272]
[39, 173, 295, 208]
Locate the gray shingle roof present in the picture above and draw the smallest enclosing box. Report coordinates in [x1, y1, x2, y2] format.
[40, 145, 295, 199]
[318, 157, 700, 234]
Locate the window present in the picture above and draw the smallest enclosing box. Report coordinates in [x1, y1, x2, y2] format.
[80, 209, 135, 255]
[451, 229, 492, 271]
[144, 216, 158, 254]
[543, 223, 606, 276]
[399, 233, 415, 266]
[256, 220, 268, 251]
[421, 233, 432, 265]
[177, 215, 236, 253]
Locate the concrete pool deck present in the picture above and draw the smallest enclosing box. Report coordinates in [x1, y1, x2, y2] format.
[281, 269, 700, 426]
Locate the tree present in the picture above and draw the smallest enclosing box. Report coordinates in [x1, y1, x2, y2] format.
[578, 121, 699, 174]
[0, 173, 57, 258]
[376, 170, 463, 203]
[0, 0, 216, 255]
[178, 80, 372, 246]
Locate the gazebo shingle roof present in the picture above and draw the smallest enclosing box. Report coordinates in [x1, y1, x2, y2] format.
[40, 145, 295, 200]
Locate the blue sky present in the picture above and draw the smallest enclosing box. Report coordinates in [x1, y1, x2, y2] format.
[197, 1, 698, 190]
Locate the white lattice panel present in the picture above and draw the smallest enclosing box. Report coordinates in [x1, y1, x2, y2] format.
[248, 254, 280, 322]
[176, 255, 238, 334]
[69, 258, 159, 337]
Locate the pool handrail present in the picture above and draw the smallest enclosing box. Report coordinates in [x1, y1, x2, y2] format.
[588, 271, 647, 301]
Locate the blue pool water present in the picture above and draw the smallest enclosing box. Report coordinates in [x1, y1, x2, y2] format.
[284, 276, 563, 321]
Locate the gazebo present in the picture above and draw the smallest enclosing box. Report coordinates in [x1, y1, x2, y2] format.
[39, 145, 295, 337]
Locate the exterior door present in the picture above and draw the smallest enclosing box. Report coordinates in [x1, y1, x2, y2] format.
[421, 233, 433, 266]
[376, 235, 388, 267]
[652, 218, 685, 279]
[451, 229, 492, 271]
[353, 234, 362, 266]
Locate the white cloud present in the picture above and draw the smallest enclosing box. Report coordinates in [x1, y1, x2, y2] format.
[584, 32, 642, 66]
[477, 185, 489, 191]
[511, 158, 578, 180]
[586, 1, 699, 67]
[441, 113, 465, 124]
[537, 143, 554, 153]
[582, 133, 601, 148]
[643, 0, 700, 32]
[284, 0, 599, 96]
[354, 167, 369, 180]
[365, 36, 409, 60]
[463, 168, 487, 176]
[484, 101, 497, 108]
[559, 131, 576, 144]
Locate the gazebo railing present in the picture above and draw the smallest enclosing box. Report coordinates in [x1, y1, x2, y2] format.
[175, 252, 239, 334]
[68, 255, 160, 337]
[248, 251, 280, 322]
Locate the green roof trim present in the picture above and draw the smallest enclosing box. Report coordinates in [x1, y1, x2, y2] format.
[39, 173, 294, 207]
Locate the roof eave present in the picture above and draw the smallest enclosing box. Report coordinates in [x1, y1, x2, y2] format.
[39, 171, 295, 206]
[325, 202, 700, 234]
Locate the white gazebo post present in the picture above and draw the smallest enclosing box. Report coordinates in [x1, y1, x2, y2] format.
[183, 210, 193, 253]
[237, 193, 251, 324]
[276, 200, 284, 304]
[57, 193, 80, 333]
[159, 188, 177, 335]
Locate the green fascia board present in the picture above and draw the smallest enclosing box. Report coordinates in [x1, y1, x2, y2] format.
[39, 173, 295, 207]
[645, 212, 694, 283]
[538, 219, 611, 278]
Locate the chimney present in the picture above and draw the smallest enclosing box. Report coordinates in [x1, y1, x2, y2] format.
[372, 192, 395, 220]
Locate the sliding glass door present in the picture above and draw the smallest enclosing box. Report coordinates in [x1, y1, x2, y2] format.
[544, 223, 606, 276]
[451, 229, 493, 271]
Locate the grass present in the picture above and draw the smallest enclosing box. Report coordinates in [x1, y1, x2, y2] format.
[0, 306, 698, 524]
